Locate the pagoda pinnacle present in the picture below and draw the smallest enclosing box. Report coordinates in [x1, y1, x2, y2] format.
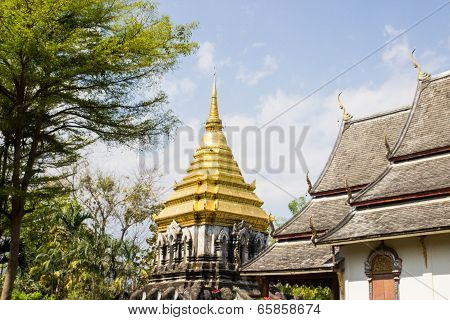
[206, 73, 222, 130]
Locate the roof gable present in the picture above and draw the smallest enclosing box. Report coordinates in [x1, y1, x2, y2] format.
[319, 197, 450, 244]
[274, 195, 349, 237]
[241, 240, 334, 274]
[310, 107, 410, 194]
[352, 153, 450, 205]
[391, 71, 450, 160]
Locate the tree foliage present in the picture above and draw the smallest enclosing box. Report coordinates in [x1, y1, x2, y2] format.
[288, 196, 308, 215]
[0, 0, 196, 298]
[2, 169, 161, 299]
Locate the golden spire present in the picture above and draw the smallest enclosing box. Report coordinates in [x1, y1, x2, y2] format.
[154, 75, 270, 233]
[206, 72, 222, 131]
[202, 72, 227, 147]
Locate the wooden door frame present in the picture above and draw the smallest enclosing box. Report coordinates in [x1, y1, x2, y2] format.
[364, 244, 402, 300]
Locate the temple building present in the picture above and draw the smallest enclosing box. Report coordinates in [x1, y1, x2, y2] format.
[317, 68, 450, 300]
[134, 51, 449, 300]
[241, 97, 411, 299]
[137, 77, 271, 300]
[243, 55, 450, 300]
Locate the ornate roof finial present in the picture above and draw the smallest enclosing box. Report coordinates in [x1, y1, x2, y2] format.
[338, 92, 353, 122]
[410, 49, 431, 81]
[345, 179, 352, 205]
[384, 134, 391, 158]
[309, 216, 317, 245]
[233, 246, 241, 271]
[268, 214, 276, 237]
[306, 172, 313, 194]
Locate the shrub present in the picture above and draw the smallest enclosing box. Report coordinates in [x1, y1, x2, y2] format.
[274, 283, 332, 300]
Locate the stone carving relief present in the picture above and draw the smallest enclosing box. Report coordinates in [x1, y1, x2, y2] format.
[167, 219, 181, 239]
[153, 219, 267, 275]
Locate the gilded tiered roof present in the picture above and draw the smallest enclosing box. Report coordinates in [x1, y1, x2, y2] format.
[155, 77, 270, 232]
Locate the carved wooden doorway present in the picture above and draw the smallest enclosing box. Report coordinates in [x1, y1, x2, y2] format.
[365, 244, 402, 300]
[372, 274, 396, 300]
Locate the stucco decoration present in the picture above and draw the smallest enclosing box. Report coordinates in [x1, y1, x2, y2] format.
[232, 220, 251, 243]
[167, 219, 182, 239]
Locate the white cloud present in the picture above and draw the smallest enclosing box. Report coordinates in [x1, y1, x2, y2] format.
[382, 42, 410, 70]
[196, 42, 232, 74]
[87, 66, 417, 218]
[382, 41, 410, 66]
[196, 41, 215, 74]
[243, 42, 266, 55]
[383, 24, 401, 37]
[218, 57, 232, 68]
[162, 77, 196, 98]
[86, 28, 435, 218]
[420, 49, 450, 74]
[232, 70, 416, 216]
[381, 24, 412, 68]
[251, 42, 266, 48]
[381, 24, 450, 74]
[237, 55, 279, 86]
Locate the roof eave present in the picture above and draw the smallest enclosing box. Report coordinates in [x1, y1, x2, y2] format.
[240, 267, 335, 277]
[352, 188, 450, 208]
[317, 227, 450, 246]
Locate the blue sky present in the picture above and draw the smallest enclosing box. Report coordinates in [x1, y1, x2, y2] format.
[157, 0, 450, 116]
[90, 1, 450, 218]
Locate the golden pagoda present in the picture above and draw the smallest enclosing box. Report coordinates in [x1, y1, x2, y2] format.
[145, 76, 271, 300]
[155, 76, 270, 232]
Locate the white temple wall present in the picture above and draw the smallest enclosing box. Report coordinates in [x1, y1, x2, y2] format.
[341, 243, 370, 299]
[340, 233, 450, 300]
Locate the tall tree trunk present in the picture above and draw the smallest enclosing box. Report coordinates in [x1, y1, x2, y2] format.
[0, 122, 24, 300]
[1, 211, 23, 300]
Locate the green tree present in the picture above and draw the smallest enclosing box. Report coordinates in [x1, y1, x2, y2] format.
[9, 169, 162, 299]
[0, 0, 196, 299]
[74, 169, 161, 297]
[288, 196, 308, 215]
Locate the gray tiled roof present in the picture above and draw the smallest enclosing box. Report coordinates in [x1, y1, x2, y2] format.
[320, 197, 450, 244]
[392, 72, 450, 159]
[353, 153, 450, 203]
[274, 195, 350, 237]
[241, 240, 334, 274]
[311, 107, 410, 194]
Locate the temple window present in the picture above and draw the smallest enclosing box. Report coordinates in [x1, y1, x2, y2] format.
[168, 235, 175, 265]
[221, 237, 228, 263]
[240, 243, 249, 263]
[182, 240, 188, 263]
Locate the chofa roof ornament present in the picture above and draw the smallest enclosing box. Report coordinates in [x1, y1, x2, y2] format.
[345, 179, 352, 205]
[410, 49, 431, 82]
[309, 216, 318, 245]
[338, 92, 353, 122]
[306, 171, 313, 194]
[384, 134, 391, 159]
